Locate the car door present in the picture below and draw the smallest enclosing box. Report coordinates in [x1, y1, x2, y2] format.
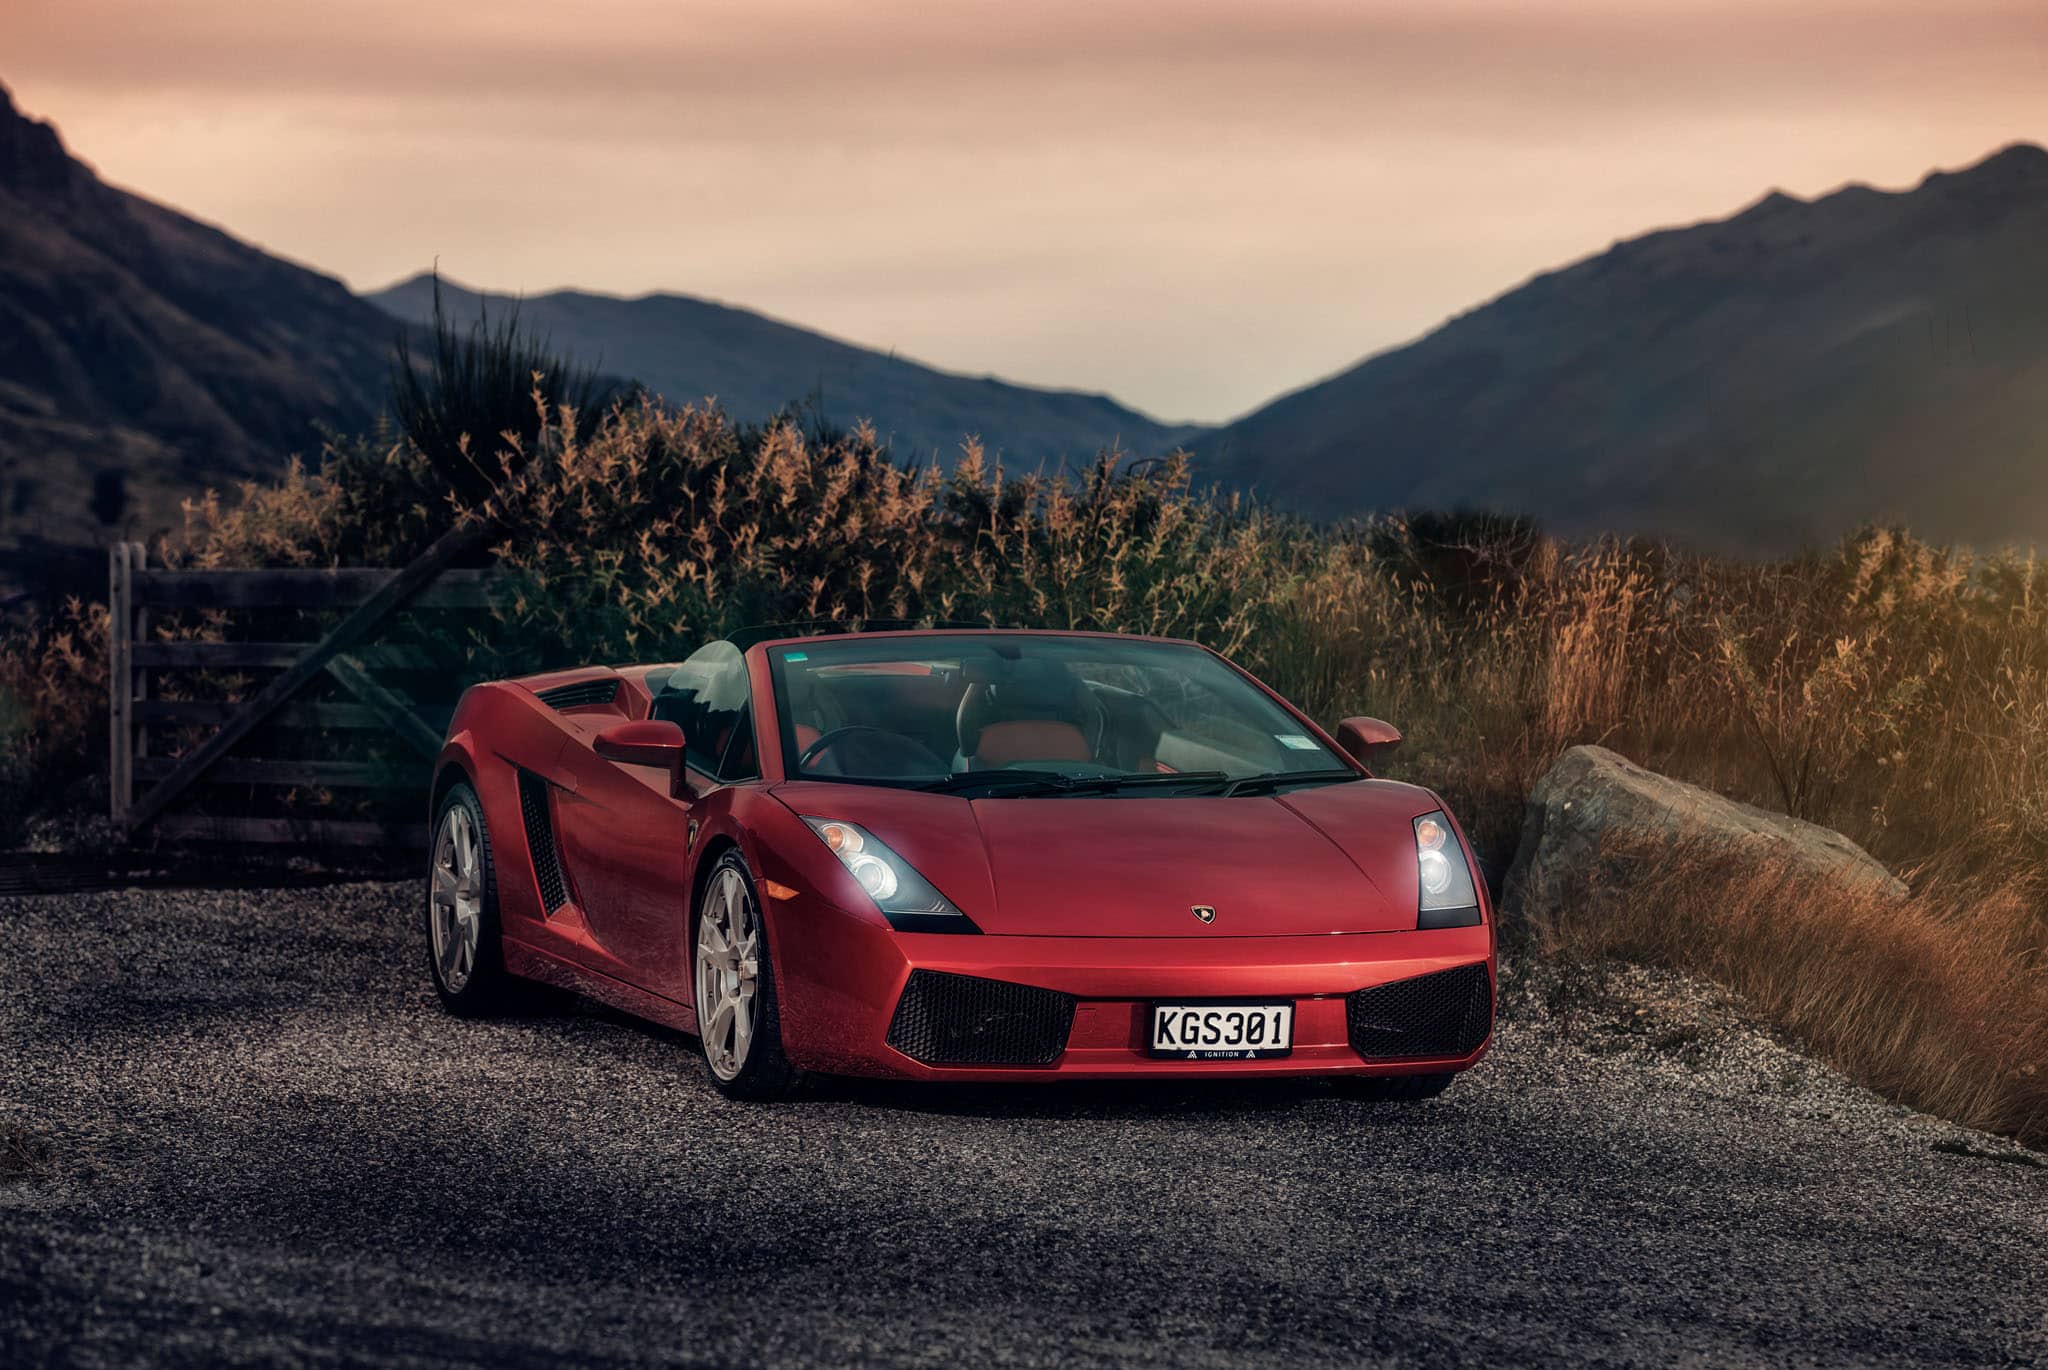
[550, 735, 696, 1000]
[551, 642, 756, 1003]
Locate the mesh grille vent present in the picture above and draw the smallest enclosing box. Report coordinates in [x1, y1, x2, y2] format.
[885, 971, 1076, 1066]
[1346, 963, 1492, 1060]
[536, 679, 621, 710]
[517, 771, 567, 913]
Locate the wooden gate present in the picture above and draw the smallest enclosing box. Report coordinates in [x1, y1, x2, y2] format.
[108, 516, 501, 848]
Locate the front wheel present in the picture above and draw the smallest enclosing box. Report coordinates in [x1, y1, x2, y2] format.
[694, 850, 802, 1100]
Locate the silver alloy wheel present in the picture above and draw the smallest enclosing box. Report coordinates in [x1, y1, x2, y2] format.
[429, 804, 484, 994]
[696, 865, 762, 1081]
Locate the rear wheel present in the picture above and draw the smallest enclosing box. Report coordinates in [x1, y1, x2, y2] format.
[425, 781, 534, 1015]
[1337, 1072, 1456, 1103]
[694, 850, 802, 1100]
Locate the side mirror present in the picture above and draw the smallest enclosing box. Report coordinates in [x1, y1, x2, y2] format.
[595, 719, 692, 798]
[1335, 716, 1402, 767]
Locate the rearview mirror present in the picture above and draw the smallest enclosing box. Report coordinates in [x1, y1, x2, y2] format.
[595, 719, 692, 798]
[1335, 716, 1402, 766]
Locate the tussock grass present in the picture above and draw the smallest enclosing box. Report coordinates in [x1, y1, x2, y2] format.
[1531, 846, 2047, 1148]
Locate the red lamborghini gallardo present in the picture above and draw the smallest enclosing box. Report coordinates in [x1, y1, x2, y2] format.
[423, 629, 1495, 1100]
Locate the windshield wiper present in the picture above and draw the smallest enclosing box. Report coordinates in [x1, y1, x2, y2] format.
[919, 770, 1228, 797]
[918, 769, 1073, 796]
[1213, 768, 1363, 797]
[1050, 771, 1229, 795]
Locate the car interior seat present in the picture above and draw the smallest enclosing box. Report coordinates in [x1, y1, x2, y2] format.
[955, 658, 1103, 769]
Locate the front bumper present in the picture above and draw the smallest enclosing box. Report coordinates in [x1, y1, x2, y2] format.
[769, 899, 1495, 1082]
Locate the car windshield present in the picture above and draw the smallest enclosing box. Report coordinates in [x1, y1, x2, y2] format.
[766, 634, 1354, 794]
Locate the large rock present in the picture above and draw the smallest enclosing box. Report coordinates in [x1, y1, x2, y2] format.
[1501, 746, 1906, 925]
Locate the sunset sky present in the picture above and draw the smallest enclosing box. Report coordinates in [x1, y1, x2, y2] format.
[9, 0, 2047, 422]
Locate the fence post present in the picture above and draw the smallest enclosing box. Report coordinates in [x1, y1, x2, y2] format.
[107, 542, 134, 826]
[129, 541, 148, 810]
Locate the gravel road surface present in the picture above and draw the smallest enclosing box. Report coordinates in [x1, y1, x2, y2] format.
[2, 881, 2044, 1367]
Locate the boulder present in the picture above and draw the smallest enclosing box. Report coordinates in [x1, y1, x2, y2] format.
[1501, 745, 1906, 926]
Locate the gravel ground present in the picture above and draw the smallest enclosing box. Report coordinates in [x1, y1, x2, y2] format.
[2, 881, 2044, 1368]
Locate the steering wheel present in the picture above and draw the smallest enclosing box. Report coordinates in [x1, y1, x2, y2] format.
[796, 725, 942, 774]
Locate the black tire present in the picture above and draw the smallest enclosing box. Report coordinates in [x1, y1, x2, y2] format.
[693, 849, 804, 1101]
[1336, 1072, 1457, 1103]
[424, 781, 536, 1016]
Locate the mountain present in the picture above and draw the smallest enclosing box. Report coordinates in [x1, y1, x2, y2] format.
[0, 81, 400, 592]
[1196, 143, 2048, 554]
[367, 275, 1204, 469]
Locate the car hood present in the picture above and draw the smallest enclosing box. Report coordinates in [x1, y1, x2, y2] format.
[771, 779, 1437, 937]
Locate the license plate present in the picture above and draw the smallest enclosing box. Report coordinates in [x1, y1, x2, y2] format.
[1149, 1002, 1294, 1059]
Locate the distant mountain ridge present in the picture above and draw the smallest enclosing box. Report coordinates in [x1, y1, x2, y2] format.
[1197, 143, 2048, 553]
[0, 80, 397, 586]
[366, 275, 1203, 468]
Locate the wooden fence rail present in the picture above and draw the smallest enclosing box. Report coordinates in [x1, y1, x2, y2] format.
[130, 568, 505, 611]
[109, 519, 501, 848]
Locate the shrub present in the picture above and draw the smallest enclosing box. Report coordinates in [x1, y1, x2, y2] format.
[0, 599, 111, 846]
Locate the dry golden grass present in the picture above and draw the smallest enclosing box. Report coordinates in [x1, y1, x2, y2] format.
[3, 396, 2042, 1147]
[1530, 845, 2048, 1148]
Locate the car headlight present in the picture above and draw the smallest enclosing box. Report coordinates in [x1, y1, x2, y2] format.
[802, 817, 971, 930]
[1413, 810, 1480, 928]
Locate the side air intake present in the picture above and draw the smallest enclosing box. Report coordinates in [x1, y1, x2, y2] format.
[886, 971, 1076, 1066]
[1346, 963, 1493, 1061]
[536, 679, 620, 710]
[517, 771, 568, 913]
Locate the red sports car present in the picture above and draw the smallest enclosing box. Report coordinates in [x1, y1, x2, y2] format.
[423, 628, 1495, 1100]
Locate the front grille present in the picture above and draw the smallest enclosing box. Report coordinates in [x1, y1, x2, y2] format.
[517, 770, 568, 913]
[1347, 963, 1492, 1060]
[886, 970, 1076, 1066]
[536, 679, 620, 710]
